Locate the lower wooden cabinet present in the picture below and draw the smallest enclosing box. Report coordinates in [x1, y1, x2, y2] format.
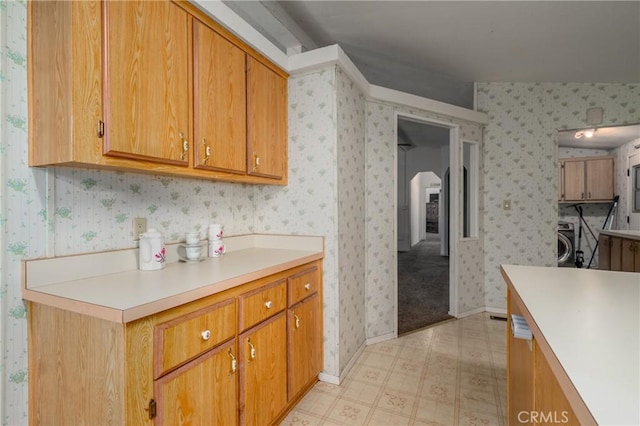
[154, 339, 238, 426]
[27, 260, 323, 425]
[508, 288, 578, 425]
[288, 293, 322, 400]
[599, 233, 640, 272]
[239, 314, 288, 425]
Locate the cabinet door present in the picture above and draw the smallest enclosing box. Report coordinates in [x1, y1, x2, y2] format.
[103, 1, 190, 165]
[193, 20, 247, 173]
[598, 234, 611, 271]
[610, 237, 623, 271]
[288, 293, 322, 400]
[246, 57, 287, 179]
[586, 158, 614, 200]
[533, 340, 577, 424]
[621, 239, 639, 272]
[507, 291, 534, 424]
[563, 161, 585, 201]
[154, 340, 238, 426]
[240, 313, 287, 425]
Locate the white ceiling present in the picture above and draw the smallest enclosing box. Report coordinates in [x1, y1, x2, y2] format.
[557, 124, 640, 149]
[222, 0, 640, 148]
[225, 1, 640, 108]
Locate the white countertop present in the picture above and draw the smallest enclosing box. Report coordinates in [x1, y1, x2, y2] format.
[23, 234, 324, 323]
[599, 229, 640, 241]
[501, 265, 640, 425]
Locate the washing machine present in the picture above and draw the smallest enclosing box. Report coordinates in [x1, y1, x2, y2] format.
[558, 221, 575, 267]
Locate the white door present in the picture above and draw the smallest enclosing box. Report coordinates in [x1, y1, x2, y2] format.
[629, 153, 640, 230]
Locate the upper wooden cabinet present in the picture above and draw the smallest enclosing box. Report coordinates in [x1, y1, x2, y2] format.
[104, 1, 190, 165]
[247, 57, 288, 179]
[28, 0, 288, 185]
[193, 18, 247, 174]
[559, 156, 614, 202]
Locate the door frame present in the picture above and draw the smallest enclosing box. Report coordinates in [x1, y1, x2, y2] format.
[393, 111, 461, 335]
[629, 152, 640, 230]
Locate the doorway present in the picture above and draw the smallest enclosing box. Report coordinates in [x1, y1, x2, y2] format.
[396, 115, 456, 334]
[630, 152, 640, 230]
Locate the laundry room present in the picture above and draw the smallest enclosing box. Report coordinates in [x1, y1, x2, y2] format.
[557, 122, 640, 269]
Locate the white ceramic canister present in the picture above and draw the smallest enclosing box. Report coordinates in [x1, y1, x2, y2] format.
[139, 229, 166, 271]
[208, 224, 224, 240]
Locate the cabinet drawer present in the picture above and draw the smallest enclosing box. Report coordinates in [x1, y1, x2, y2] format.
[155, 298, 236, 378]
[288, 267, 319, 306]
[239, 280, 286, 331]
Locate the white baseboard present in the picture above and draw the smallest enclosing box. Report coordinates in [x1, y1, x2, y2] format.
[456, 306, 486, 318]
[318, 339, 367, 386]
[366, 331, 396, 345]
[485, 306, 507, 315]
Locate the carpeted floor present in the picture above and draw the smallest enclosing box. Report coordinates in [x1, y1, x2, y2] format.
[397, 233, 453, 335]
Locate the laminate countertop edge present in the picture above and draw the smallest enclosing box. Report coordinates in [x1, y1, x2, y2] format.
[22, 235, 324, 323]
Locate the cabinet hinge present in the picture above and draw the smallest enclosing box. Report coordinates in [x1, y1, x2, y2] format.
[97, 120, 105, 138]
[627, 216, 630, 224]
[146, 399, 156, 420]
[628, 168, 630, 177]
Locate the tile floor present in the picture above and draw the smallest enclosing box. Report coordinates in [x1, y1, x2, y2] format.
[281, 313, 507, 426]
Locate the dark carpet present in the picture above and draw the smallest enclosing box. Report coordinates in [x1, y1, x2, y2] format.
[398, 233, 453, 335]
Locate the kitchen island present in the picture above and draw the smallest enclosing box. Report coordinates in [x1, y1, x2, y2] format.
[502, 264, 639, 425]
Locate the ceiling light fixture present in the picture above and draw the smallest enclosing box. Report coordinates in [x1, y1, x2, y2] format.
[574, 128, 596, 139]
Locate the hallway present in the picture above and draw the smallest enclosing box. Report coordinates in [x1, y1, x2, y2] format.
[398, 233, 452, 335]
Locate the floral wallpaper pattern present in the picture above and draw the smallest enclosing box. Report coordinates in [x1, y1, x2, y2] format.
[477, 83, 640, 310]
[336, 68, 366, 371]
[254, 67, 342, 376]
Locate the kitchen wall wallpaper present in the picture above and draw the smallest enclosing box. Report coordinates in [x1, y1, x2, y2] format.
[253, 67, 343, 377]
[365, 100, 485, 338]
[335, 68, 366, 372]
[477, 82, 640, 310]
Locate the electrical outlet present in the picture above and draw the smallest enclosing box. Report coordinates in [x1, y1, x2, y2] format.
[133, 217, 147, 240]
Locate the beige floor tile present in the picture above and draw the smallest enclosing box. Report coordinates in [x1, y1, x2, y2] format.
[458, 408, 502, 426]
[280, 409, 324, 426]
[325, 400, 373, 425]
[350, 364, 389, 386]
[385, 371, 422, 394]
[376, 388, 417, 417]
[391, 357, 425, 377]
[414, 396, 456, 425]
[360, 351, 396, 369]
[419, 378, 457, 405]
[367, 341, 402, 357]
[341, 379, 383, 405]
[366, 407, 413, 425]
[313, 381, 344, 397]
[294, 391, 338, 417]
